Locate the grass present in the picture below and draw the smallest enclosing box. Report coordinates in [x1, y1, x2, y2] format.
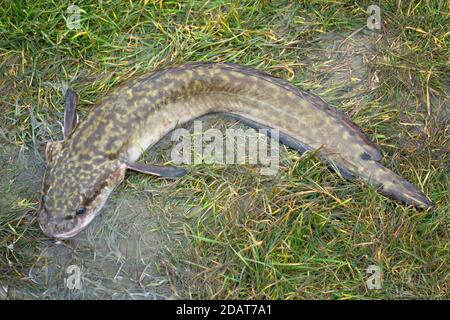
[0, 0, 448, 299]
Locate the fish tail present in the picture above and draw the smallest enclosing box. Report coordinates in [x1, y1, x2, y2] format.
[352, 159, 433, 209]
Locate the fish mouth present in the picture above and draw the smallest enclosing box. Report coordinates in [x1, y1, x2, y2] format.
[38, 208, 99, 240]
[43, 226, 84, 240]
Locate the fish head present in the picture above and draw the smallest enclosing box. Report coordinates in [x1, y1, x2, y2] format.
[38, 141, 126, 239]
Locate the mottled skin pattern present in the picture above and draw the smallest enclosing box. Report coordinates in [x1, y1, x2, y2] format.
[39, 62, 432, 239]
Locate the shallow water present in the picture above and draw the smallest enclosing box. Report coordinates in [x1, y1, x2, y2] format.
[0, 143, 178, 299]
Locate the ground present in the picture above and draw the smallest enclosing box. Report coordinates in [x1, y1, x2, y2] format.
[0, 0, 448, 299]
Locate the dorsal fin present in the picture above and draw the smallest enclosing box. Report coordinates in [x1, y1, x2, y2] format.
[217, 62, 382, 161]
[125, 62, 383, 162]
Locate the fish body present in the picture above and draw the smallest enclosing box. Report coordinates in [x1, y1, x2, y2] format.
[39, 62, 432, 239]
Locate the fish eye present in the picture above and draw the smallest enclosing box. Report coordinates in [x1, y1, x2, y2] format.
[75, 207, 86, 215]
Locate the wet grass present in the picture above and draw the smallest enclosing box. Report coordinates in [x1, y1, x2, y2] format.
[0, 0, 448, 299]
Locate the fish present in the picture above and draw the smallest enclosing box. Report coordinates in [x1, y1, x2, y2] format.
[38, 62, 432, 239]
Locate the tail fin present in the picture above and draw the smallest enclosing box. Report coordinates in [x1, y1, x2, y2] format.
[330, 154, 432, 209]
[366, 161, 432, 209]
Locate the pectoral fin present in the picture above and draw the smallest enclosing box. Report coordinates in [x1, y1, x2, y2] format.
[125, 161, 187, 178]
[63, 88, 78, 139]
